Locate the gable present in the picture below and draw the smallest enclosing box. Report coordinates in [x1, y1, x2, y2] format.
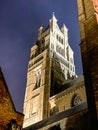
[0, 68, 16, 112]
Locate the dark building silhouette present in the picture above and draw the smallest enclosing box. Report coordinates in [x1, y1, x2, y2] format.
[0, 68, 24, 130]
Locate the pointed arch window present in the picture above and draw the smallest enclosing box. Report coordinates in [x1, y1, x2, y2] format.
[34, 69, 41, 90]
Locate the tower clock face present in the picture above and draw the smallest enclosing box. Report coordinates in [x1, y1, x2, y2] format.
[93, 0, 98, 13]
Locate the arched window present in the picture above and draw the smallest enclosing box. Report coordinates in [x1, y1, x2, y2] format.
[72, 94, 82, 107]
[34, 69, 41, 90]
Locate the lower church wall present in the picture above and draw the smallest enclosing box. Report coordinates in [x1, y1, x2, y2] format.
[38, 109, 88, 130]
[23, 102, 88, 130]
[49, 75, 86, 116]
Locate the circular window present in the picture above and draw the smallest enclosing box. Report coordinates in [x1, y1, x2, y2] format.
[72, 95, 82, 107]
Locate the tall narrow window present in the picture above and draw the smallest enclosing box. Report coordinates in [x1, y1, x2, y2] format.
[66, 47, 69, 61]
[56, 34, 58, 40]
[34, 69, 41, 89]
[31, 95, 39, 115]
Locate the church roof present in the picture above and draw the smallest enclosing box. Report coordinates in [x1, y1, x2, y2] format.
[62, 75, 84, 90]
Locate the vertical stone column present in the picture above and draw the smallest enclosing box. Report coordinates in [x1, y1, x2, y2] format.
[41, 50, 51, 119]
[77, 0, 98, 129]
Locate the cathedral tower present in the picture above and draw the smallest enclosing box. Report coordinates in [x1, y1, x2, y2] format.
[23, 14, 76, 128]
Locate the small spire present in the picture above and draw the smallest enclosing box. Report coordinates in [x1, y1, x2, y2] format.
[39, 24, 44, 31]
[51, 12, 57, 22]
[63, 23, 66, 28]
[52, 12, 55, 19]
[62, 24, 68, 31]
[52, 12, 55, 16]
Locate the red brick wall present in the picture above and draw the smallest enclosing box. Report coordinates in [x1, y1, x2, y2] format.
[0, 69, 24, 130]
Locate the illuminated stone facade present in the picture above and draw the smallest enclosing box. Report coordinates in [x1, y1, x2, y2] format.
[23, 14, 87, 129]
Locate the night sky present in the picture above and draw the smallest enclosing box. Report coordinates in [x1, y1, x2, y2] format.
[0, 0, 83, 113]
